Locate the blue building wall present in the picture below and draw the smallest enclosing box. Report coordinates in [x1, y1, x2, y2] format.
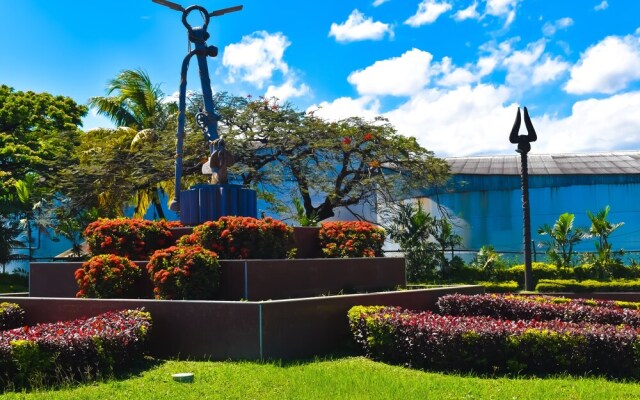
[420, 174, 640, 259]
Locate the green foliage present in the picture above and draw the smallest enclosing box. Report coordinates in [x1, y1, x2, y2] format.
[536, 279, 640, 293]
[0, 85, 86, 199]
[386, 202, 460, 282]
[480, 281, 519, 293]
[537, 212, 584, 268]
[292, 197, 319, 227]
[584, 205, 625, 277]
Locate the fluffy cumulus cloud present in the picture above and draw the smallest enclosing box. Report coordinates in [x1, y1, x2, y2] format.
[453, 1, 480, 21]
[565, 34, 640, 95]
[222, 31, 290, 89]
[309, 96, 381, 121]
[405, 0, 452, 27]
[532, 57, 570, 85]
[265, 79, 310, 102]
[329, 10, 393, 43]
[385, 84, 515, 155]
[347, 49, 435, 96]
[534, 91, 640, 153]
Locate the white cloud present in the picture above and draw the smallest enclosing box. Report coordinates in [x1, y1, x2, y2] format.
[405, 0, 452, 27]
[265, 79, 310, 102]
[534, 91, 640, 153]
[565, 34, 640, 95]
[384, 84, 515, 156]
[373, 0, 390, 6]
[222, 31, 290, 89]
[347, 48, 435, 96]
[594, 1, 608, 11]
[485, 0, 519, 27]
[329, 10, 393, 43]
[542, 17, 574, 36]
[453, 2, 480, 21]
[308, 96, 381, 121]
[503, 39, 546, 87]
[532, 57, 570, 85]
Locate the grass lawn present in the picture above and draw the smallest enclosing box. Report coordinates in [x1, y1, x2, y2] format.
[3, 357, 640, 400]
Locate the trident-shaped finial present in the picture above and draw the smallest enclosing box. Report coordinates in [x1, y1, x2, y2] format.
[509, 107, 537, 154]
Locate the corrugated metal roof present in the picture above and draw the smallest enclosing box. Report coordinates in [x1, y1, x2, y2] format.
[446, 151, 640, 175]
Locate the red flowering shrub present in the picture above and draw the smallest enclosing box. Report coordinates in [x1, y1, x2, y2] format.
[84, 218, 174, 260]
[349, 305, 640, 377]
[0, 303, 24, 331]
[0, 309, 151, 387]
[147, 245, 220, 300]
[75, 254, 142, 298]
[319, 221, 385, 258]
[179, 216, 294, 259]
[436, 294, 640, 328]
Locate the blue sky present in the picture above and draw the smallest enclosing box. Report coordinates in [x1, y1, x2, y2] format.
[1, 0, 639, 157]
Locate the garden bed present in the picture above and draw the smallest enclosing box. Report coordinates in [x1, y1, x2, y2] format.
[1, 285, 484, 360]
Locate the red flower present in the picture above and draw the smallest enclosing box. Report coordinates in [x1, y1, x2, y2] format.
[342, 137, 352, 145]
[363, 133, 374, 141]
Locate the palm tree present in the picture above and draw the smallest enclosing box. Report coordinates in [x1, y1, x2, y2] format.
[585, 205, 624, 269]
[88, 69, 176, 219]
[537, 212, 584, 268]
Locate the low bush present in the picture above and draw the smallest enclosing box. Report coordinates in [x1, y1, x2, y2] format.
[147, 245, 220, 300]
[319, 221, 385, 258]
[348, 305, 640, 377]
[436, 293, 640, 328]
[0, 303, 24, 331]
[0, 309, 151, 388]
[179, 216, 294, 259]
[536, 279, 640, 293]
[84, 218, 174, 260]
[479, 281, 518, 293]
[75, 254, 142, 298]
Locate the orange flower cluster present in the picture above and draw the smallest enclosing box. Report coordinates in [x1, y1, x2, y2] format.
[318, 221, 385, 258]
[75, 254, 142, 298]
[180, 216, 294, 260]
[84, 218, 175, 260]
[147, 245, 220, 300]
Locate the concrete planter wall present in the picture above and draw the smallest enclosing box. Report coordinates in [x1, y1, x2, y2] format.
[4, 285, 484, 360]
[31, 257, 406, 301]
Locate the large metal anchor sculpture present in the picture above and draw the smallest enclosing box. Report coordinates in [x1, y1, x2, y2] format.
[509, 106, 538, 291]
[152, 0, 242, 213]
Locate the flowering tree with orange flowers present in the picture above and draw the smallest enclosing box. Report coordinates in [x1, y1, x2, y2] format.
[211, 94, 450, 223]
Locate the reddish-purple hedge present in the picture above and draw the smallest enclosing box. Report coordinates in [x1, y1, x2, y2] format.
[348, 305, 640, 377]
[0, 309, 151, 387]
[436, 294, 640, 328]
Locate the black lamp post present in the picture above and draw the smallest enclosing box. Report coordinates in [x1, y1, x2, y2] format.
[509, 107, 537, 291]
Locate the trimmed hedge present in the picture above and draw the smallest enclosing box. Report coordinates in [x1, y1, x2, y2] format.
[436, 294, 640, 328]
[479, 281, 518, 293]
[348, 305, 640, 377]
[0, 303, 24, 331]
[0, 309, 151, 388]
[536, 279, 640, 293]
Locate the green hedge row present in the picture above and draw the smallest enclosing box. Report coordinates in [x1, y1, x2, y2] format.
[536, 279, 640, 293]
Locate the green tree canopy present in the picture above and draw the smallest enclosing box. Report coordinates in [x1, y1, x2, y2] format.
[0, 84, 87, 200]
[214, 94, 450, 222]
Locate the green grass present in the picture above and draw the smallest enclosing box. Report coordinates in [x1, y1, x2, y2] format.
[3, 357, 640, 400]
[0, 273, 28, 294]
